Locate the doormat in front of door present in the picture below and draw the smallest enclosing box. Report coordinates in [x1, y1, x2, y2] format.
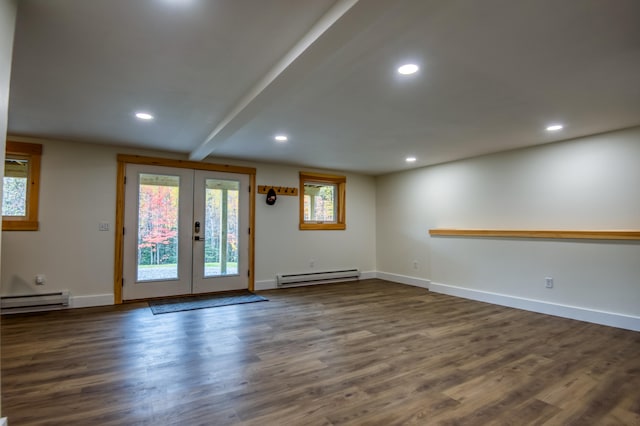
[148, 290, 268, 315]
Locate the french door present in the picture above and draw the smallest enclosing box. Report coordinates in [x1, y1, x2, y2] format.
[122, 164, 250, 300]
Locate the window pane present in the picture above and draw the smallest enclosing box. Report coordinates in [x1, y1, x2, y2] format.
[3, 142, 42, 231]
[304, 182, 336, 222]
[2, 178, 27, 216]
[136, 173, 180, 282]
[299, 171, 346, 230]
[204, 179, 239, 277]
[2, 158, 28, 217]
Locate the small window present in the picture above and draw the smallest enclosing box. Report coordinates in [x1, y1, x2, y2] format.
[2, 141, 42, 231]
[299, 172, 345, 230]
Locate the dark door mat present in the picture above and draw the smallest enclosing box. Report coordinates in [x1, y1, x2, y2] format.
[148, 290, 268, 315]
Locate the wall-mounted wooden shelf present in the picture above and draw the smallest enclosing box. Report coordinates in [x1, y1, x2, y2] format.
[257, 185, 298, 196]
[428, 229, 640, 241]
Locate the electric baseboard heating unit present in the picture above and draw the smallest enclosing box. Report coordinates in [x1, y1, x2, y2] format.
[277, 269, 360, 288]
[1, 291, 70, 314]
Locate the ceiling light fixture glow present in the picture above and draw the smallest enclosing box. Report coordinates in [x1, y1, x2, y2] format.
[398, 64, 419, 75]
[406, 156, 417, 163]
[135, 112, 154, 120]
[546, 124, 563, 131]
[274, 135, 288, 142]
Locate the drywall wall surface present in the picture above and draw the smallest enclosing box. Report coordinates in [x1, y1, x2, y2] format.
[1, 139, 118, 302]
[431, 237, 639, 316]
[377, 126, 640, 321]
[0, 0, 18, 415]
[1, 138, 376, 301]
[255, 163, 376, 284]
[423, 127, 640, 229]
[0, 0, 14, 146]
[375, 167, 432, 279]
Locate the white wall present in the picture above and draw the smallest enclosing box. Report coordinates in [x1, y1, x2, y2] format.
[0, 137, 377, 303]
[1, 140, 119, 306]
[254, 163, 376, 289]
[377, 127, 640, 330]
[0, 0, 17, 417]
[0, 0, 15, 153]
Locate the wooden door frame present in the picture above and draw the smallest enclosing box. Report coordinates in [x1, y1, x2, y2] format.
[114, 154, 256, 304]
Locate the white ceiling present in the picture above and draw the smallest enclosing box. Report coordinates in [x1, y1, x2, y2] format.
[8, 0, 640, 175]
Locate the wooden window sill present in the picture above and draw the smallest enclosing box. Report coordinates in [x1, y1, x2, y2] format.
[2, 220, 39, 231]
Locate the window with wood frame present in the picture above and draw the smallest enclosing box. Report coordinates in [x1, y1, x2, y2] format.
[299, 171, 346, 230]
[2, 141, 42, 231]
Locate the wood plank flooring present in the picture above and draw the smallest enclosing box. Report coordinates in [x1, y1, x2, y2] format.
[2, 279, 639, 425]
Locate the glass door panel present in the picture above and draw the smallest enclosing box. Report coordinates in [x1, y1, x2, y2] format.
[137, 173, 180, 282]
[192, 170, 249, 293]
[123, 165, 193, 300]
[204, 178, 240, 277]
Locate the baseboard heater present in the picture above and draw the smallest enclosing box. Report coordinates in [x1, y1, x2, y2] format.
[1, 290, 70, 314]
[277, 269, 360, 288]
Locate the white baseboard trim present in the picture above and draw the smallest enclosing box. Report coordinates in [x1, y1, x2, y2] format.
[430, 282, 640, 332]
[70, 294, 114, 308]
[376, 272, 431, 289]
[254, 280, 278, 291]
[360, 270, 377, 280]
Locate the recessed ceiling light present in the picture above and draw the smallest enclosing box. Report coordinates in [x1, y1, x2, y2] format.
[274, 135, 288, 142]
[546, 124, 563, 131]
[398, 64, 419, 75]
[406, 156, 417, 163]
[135, 112, 154, 120]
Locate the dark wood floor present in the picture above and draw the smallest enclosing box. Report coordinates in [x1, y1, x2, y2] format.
[2, 279, 639, 425]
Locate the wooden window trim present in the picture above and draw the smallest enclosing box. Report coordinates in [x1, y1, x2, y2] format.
[299, 171, 346, 231]
[3, 141, 42, 231]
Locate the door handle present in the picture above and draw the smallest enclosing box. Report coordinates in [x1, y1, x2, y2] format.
[194, 236, 205, 241]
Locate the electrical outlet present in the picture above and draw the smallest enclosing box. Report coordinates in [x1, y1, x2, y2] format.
[545, 277, 554, 288]
[309, 259, 315, 268]
[413, 260, 418, 269]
